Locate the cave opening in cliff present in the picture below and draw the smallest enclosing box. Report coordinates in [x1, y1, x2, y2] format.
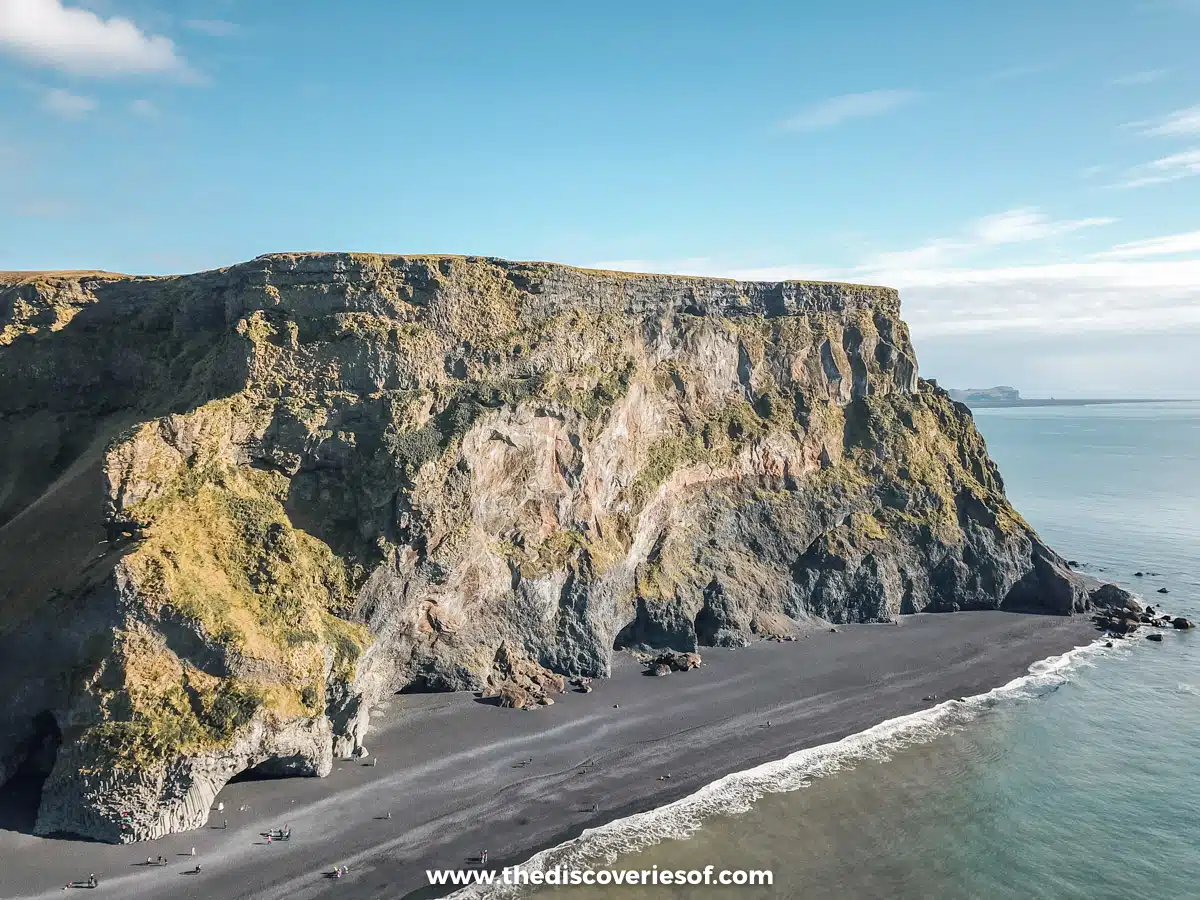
[0, 711, 61, 835]
[227, 759, 296, 783]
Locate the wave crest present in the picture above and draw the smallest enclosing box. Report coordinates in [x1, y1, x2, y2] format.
[448, 638, 1113, 899]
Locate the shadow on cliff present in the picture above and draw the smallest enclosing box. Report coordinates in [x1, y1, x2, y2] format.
[0, 713, 63, 838]
[0, 275, 255, 822]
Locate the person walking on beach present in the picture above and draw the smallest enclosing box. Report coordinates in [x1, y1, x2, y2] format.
[190, 847, 196, 856]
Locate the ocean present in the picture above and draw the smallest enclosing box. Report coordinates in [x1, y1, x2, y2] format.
[469, 401, 1200, 899]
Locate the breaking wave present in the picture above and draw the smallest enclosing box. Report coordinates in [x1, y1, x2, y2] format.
[448, 637, 1120, 899]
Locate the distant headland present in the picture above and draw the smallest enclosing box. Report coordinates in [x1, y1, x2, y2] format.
[940, 384, 1179, 410]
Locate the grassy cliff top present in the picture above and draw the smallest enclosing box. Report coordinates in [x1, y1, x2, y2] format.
[0, 270, 132, 285]
[1, 254, 895, 294]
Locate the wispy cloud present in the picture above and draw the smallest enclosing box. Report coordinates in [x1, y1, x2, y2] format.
[0, 0, 194, 79]
[1133, 104, 1200, 136]
[859, 208, 1115, 270]
[584, 211, 1200, 339]
[1112, 69, 1166, 86]
[41, 86, 95, 118]
[1115, 149, 1200, 188]
[779, 89, 921, 132]
[1093, 231, 1200, 259]
[129, 98, 158, 117]
[185, 19, 241, 38]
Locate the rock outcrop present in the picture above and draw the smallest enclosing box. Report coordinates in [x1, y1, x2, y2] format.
[0, 254, 1103, 841]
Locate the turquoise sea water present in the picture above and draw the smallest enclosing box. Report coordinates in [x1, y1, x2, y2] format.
[499, 401, 1200, 899]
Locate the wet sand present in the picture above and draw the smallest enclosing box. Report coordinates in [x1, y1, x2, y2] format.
[0, 611, 1098, 900]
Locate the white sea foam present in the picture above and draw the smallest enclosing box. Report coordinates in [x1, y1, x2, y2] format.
[447, 637, 1117, 900]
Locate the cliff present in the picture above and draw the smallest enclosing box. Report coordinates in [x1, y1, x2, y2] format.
[0, 254, 1094, 842]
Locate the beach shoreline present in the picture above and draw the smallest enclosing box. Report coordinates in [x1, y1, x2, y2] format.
[0, 611, 1100, 900]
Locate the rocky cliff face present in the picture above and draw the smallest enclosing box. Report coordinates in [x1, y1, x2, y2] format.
[0, 254, 1092, 842]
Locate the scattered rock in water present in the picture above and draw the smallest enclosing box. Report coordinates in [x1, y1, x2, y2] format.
[1135, 571, 1145, 577]
[922, 695, 938, 702]
[1067, 560, 1079, 567]
[1104, 641, 1114, 648]
[1146, 633, 1165, 643]
[1157, 587, 1170, 594]
[1173, 618, 1194, 630]
[829, 627, 839, 633]
[1090, 583, 1142, 613]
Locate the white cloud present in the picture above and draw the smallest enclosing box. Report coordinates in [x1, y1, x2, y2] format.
[855, 208, 1115, 271]
[779, 89, 921, 132]
[1112, 69, 1166, 86]
[583, 213, 1200, 341]
[41, 86, 95, 118]
[129, 97, 158, 116]
[1093, 231, 1200, 258]
[1136, 104, 1200, 136]
[0, 0, 193, 78]
[185, 19, 240, 37]
[1115, 149, 1200, 187]
[970, 208, 1115, 244]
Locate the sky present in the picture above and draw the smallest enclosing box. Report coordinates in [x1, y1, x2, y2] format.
[1, 0, 1198, 396]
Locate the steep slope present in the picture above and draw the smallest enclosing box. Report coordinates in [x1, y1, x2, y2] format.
[0, 254, 1091, 842]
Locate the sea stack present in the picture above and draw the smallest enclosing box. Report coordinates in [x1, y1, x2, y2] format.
[1, 254, 1100, 841]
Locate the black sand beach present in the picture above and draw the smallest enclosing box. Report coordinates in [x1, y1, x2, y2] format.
[0, 612, 1097, 900]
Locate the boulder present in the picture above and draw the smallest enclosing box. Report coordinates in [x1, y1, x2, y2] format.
[1146, 633, 1164, 643]
[652, 663, 672, 677]
[1173, 618, 1194, 630]
[1090, 584, 1142, 613]
[495, 684, 533, 710]
[1157, 588, 1170, 594]
[646, 651, 702, 674]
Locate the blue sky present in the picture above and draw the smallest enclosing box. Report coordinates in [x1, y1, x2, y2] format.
[1, 0, 1198, 395]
